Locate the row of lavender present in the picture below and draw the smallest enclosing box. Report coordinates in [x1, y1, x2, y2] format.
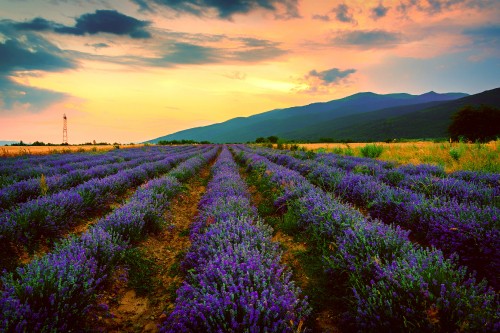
[313, 152, 499, 205]
[311, 149, 499, 190]
[0, 146, 175, 187]
[232, 146, 498, 332]
[250, 146, 499, 288]
[0, 146, 189, 211]
[0, 146, 206, 250]
[0, 148, 218, 332]
[162, 147, 310, 332]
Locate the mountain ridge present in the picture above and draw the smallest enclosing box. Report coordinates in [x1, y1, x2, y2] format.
[145, 89, 500, 143]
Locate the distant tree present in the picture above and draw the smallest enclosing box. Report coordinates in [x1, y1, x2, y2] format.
[255, 137, 266, 143]
[448, 105, 500, 142]
[31, 141, 46, 146]
[267, 136, 279, 143]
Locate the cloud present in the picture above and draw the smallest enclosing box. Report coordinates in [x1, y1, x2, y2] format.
[333, 3, 356, 23]
[463, 24, 500, 46]
[462, 24, 500, 60]
[332, 30, 403, 48]
[232, 38, 286, 62]
[148, 37, 286, 66]
[0, 21, 75, 112]
[223, 71, 247, 80]
[371, 2, 390, 19]
[86, 42, 111, 50]
[396, 0, 496, 14]
[14, 10, 151, 39]
[312, 14, 330, 21]
[297, 67, 356, 93]
[132, 0, 300, 19]
[0, 38, 75, 73]
[13, 17, 58, 31]
[308, 68, 356, 84]
[158, 42, 220, 64]
[0, 77, 68, 112]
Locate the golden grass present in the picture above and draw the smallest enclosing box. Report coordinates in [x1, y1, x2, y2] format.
[0, 144, 144, 158]
[294, 141, 500, 173]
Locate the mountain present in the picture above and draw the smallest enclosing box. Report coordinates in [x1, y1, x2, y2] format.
[0, 141, 18, 146]
[145, 89, 499, 143]
[327, 87, 500, 141]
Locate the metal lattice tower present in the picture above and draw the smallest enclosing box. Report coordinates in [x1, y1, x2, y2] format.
[63, 114, 68, 144]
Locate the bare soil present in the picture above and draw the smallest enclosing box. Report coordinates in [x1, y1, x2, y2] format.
[88, 163, 212, 332]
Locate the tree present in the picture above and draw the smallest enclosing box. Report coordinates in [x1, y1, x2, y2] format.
[255, 137, 266, 143]
[267, 136, 279, 143]
[448, 105, 500, 142]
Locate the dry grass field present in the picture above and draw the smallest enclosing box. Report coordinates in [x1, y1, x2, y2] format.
[0, 144, 144, 157]
[292, 140, 500, 173]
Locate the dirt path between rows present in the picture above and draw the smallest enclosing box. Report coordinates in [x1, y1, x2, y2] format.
[89, 163, 212, 332]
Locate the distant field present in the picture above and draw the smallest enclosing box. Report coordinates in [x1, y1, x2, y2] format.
[0, 144, 144, 157]
[293, 140, 500, 173]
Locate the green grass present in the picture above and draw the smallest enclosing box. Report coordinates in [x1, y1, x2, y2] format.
[122, 248, 157, 296]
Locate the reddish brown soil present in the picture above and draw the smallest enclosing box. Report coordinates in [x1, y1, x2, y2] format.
[89, 163, 212, 332]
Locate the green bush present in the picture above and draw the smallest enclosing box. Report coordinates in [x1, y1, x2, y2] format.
[360, 144, 383, 158]
[449, 147, 463, 161]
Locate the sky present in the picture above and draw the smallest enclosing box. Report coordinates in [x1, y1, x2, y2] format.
[0, 0, 499, 144]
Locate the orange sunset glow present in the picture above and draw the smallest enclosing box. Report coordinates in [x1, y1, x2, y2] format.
[0, 0, 499, 143]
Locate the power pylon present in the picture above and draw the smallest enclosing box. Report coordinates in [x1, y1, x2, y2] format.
[63, 114, 68, 144]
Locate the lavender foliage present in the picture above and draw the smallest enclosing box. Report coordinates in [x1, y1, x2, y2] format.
[162, 146, 310, 332]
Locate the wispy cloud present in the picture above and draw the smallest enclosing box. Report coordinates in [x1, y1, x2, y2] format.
[85, 42, 111, 50]
[397, 0, 497, 14]
[132, 0, 300, 19]
[331, 29, 403, 48]
[463, 24, 500, 46]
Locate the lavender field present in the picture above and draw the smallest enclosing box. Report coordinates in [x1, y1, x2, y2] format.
[0, 145, 498, 332]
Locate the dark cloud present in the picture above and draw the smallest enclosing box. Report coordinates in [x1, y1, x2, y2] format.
[297, 67, 356, 93]
[132, 0, 300, 19]
[308, 68, 356, 84]
[13, 10, 151, 39]
[333, 3, 356, 23]
[332, 30, 402, 48]
[0, 21, 75, 112]
[371, 3, 390, 19]
[0, 38, 75, 73]
[13, 17, 61, 31]
[0, 77, 68, 112]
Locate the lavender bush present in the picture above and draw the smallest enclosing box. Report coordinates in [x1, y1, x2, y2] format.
[162, 146, 310, 332]
[234, 145, 498, 332]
